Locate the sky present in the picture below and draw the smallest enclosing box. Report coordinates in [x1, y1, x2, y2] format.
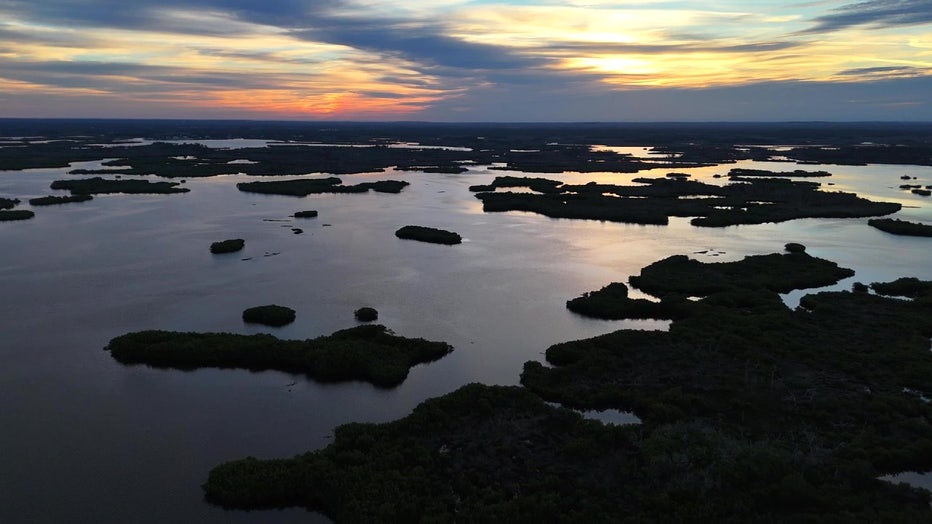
[1, 0, 931, 121]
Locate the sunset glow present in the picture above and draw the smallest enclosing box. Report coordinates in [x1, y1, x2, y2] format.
[1, 1, 931, 120]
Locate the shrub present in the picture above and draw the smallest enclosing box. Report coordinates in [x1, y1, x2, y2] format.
[355, 307, 378, 322]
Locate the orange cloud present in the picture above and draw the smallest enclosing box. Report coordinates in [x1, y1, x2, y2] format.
[206, 89, 443, 118]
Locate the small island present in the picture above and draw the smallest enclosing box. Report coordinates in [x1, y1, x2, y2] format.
[728, 168, 831, 178]
[210, 239, 245, 254]
[105, 324, 452, 388]
[29, 195, 94, 206]
[293, 210, 318, 218]
[242, 305, 296, 327]
[0, 209, 35, 221]
[237, 177, 409, 196]
[567, 250, 851, 320]
[395, 225, 462, 245]
[50, 177, 189, 195]
[869, 218, 932, 237]
[0, 197, 19, 210]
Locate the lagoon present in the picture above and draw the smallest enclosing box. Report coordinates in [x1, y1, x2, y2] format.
[0, 129, 930, 522]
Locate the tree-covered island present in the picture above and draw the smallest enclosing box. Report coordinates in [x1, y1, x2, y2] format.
[472, 174, 900, 227]
[237, 177, 409, 196]
[50, 177, 188, 195]
[29, 194, 94, 206]
[209, 239, 245, 254]
[395, 225, 462, 245]
[0, 197, 34, 220]
[868, 218, 932, 237]
[242, 305, 296, 327]
[0, 209, 35, 221]
[105, 324, 453, 389]
[0, 197, 20, 210]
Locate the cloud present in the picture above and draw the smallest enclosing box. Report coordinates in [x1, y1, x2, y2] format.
[416, 75, 932, 122]
[837, 65, 930, 79]
[536, 40, 802, 56]
[0, 59, 317, 92]
[3, 0, 542, 82]
[291, 21, 545, 71]
[0, 0, 325, 31]
[2, 1, 931, 120]
[801, 0, 932, 33]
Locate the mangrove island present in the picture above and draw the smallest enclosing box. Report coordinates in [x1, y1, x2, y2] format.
[105, 324, 453, 389]
[202, 247, 932, 521]
[242, 305, 296, 327]
[395, 225, 462, 245]
[210, 239, 245, 254]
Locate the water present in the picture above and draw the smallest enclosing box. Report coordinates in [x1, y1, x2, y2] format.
[1, 148, 930, 522]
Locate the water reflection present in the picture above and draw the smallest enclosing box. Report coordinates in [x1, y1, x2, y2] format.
[0, 141, 929, 523]
[546, 403, 642, 426]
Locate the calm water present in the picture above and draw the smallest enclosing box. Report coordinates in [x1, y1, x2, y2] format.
[1, 147, 931, 522]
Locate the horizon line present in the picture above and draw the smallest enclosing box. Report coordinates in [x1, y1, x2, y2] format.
[3, 117, 932, 125]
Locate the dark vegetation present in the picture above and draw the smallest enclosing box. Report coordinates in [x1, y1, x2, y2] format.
[204, 248, 932, 521]
[237, 178, 408, 196]
[728, 168, 831, 178]
[871, 277, 932, 299]
[65, 143, 474, 178]
[4, 121, 932, 178]
[868, 218, 932, 237]
[29, 194, 93, 206]
[0, 210, 34, 221]
[566, 282, 688, 320]
[210, 239, 245, 254]
[469, 175, 564, 193]
[105, 324, 452, 388]
[395, 225, 462, 245]
[473, 174, 900, 227]
[628, 251, 854, 296]
[521, 257, 932, 520]
[784, 242, 806, 253]
[204, 383, 648, 520]
[242, 305, 296, 327]
[293, 210, 318, 218]
[50, 177, 188, 195]
[566, 251, 850, 320]
[0, 197, 19, 210]
[354, 307, 378, 322]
